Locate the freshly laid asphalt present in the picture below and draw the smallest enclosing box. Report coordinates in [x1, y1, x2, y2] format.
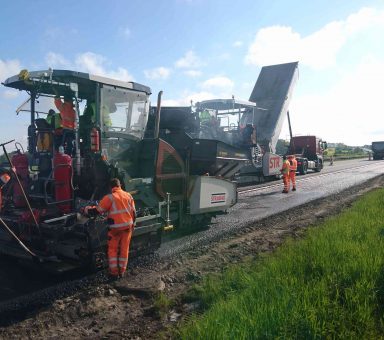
[160, 159, 384, 257]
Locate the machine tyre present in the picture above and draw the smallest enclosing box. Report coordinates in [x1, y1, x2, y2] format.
[314, 159, 322, 172]
[299, 161, 308, 175]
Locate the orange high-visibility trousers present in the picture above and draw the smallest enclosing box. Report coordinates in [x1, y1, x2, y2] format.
[289, 171, 296, 190]
[107, 228, 133, 277]
[282, 174, 290, 193]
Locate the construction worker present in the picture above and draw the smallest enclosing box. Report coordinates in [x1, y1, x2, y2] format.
[54, 93, 76, 130]
[288, 155, 297, 191]
[85, 178, 136, 280]
[280, 155, 290, 193]
[54, 90, 76, 155]
[0, 170, 11, 212]
[84, 101, 112, 128]
[46, 109, 62, 129]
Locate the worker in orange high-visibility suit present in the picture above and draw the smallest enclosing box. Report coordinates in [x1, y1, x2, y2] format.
[0, 171, 11, 212]
[54, 90, 76, 155]
[280, 155, 290, 193]
[86, 178, 136, 280]
[54, 94, 76, 130]
[288, 155, 297, 191]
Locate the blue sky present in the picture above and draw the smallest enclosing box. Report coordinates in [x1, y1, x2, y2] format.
[1, 0, 384, 149]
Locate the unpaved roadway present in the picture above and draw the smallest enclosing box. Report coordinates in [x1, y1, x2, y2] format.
[0, 158, 383, 339]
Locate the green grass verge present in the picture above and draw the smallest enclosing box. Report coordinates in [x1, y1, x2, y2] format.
[178, 188, 384, 339]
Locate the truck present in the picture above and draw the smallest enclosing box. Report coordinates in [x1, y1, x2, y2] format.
[0, 69, 239, 272]
[286, 109, 327, 174]
[288, 135, 327, 174]
[372, 141, 384, 160]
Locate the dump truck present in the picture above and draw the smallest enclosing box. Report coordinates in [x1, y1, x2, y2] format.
[372, 141, 384, 160]
[0, 69, 238, 272]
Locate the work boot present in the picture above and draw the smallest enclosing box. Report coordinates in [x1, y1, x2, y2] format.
[292, 187, 296, 191]
[282, 190, 288, 193]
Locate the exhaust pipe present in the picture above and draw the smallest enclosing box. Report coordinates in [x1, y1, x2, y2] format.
[154, 91, 163, 139]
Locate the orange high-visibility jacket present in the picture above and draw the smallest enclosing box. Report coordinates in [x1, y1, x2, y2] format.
[0, 173, 11, 210]
[54, 98, 76, 130]
[281, 159, 290, 175]
[289, 158, 297, 172]
[0, 173, 10, 185]
[97, 187, 136, 230]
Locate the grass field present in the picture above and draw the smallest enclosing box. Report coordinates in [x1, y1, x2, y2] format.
[178, 188, 384, 339]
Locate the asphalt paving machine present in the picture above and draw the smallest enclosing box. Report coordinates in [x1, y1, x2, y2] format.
[156, 62, 299, 184]
[0, 69, 237, 272]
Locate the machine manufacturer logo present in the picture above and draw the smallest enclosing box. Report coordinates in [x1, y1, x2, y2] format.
[269, 156, 281, 169]
[211, 193, 226, 204]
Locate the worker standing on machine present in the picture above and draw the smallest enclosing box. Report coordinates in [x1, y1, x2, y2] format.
[53, 89, 76, 155]
[288, 155, 297, 191]
[280, 155, 290, 193]
[85, 178, 136, 280]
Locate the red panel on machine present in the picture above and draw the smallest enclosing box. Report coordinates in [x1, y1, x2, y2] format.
[54, 151, 72, 214]
[12, 152, 29, 208]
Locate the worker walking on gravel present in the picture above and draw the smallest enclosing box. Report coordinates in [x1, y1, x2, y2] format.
[288, 155, 297, 191]
[85, 178, 136, 280]
[280, 155, 290, 193]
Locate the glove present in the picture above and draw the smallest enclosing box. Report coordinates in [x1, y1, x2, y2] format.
[84, 206, 99, 217]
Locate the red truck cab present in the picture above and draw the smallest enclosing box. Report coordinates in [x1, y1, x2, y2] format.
[289, 136, 327, 174]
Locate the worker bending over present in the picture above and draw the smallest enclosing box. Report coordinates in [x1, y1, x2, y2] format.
[280, 155, 290, 193]
[85, 178, 136, 280]
[288, 155, 297, 191]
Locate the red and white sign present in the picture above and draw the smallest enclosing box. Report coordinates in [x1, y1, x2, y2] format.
[269, 156, 281, 170]
[211, 193, 226, 204]
[263, 153, 282, 176]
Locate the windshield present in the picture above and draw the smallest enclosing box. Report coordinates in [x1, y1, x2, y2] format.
[100, 85, 149, 139]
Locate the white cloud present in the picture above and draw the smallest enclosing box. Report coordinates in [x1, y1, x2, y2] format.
[45, 52, 71, 68]
[41, 52, 133, 82]
[163, 91, 216, 106]
[245, 7, 384, 70]
[75, 52, 108, 76]
[286, 56, 384, 145]
[162, 99, 182, 106]
[187, 91, 217, 104]
[233, 41, 243, 47]
[144, 67, 171, 80]
[184, 70, 202, 78]
[0, 59, 22, 82]
[201, 76, 234, 91]
[175, 50, 203, 69]
[75, 52, 134, 81]
[43, 52, 135, 82]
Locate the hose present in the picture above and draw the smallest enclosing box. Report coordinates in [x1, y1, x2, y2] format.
[0, 216, 40, 260]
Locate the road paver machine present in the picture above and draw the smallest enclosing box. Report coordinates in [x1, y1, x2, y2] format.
[0, 69, 237, 271]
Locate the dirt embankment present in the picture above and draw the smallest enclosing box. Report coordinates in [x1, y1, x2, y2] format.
[0, 175, 383, 339]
